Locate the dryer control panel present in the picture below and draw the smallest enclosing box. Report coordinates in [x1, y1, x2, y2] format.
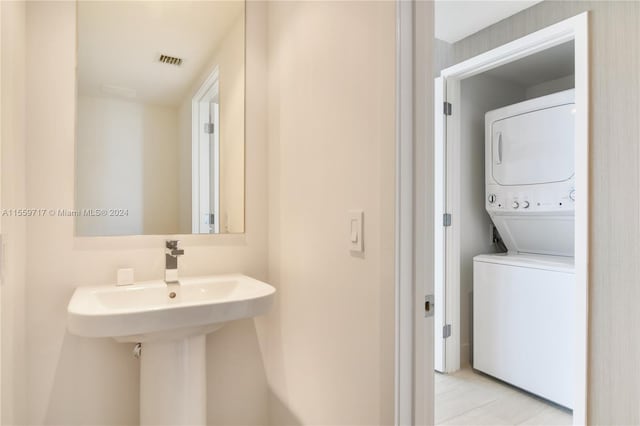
[486, 180, 575, 214]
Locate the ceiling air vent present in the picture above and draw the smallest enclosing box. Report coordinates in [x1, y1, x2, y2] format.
[158, 54, 183, 66]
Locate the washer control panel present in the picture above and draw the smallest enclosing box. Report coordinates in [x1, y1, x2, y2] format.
[486, 181, 575, 213]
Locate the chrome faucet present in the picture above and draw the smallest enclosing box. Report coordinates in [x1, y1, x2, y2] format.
[165, 240, 184, 284]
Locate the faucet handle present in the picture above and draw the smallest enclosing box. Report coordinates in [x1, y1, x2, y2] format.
[166, 240, 184, 257]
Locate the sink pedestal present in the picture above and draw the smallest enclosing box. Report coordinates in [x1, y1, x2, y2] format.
[140, 335, 207, 426]
[67, 273, 275, 425]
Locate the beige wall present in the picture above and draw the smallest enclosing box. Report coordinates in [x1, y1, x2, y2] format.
[16, 1, 399, 424]
[76, 96, 180, 236]
[437, 2, 640, 423]
[265, 1, 396, 424]
[218, 14, 245, 234]
[20, 2, 268, 425]
[178, 88, 192, 234]
[1, 1, 28, 424]
[178, 12, 245, 234]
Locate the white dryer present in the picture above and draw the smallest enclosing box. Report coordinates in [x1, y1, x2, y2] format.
[485, 89, 575, 257]
[474, 90, 576, 409]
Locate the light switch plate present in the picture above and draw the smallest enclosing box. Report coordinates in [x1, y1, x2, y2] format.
[349, 210, 364, 253]
[117, 268, 135, 286]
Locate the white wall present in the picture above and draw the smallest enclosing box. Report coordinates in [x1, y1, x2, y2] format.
[22, 2, 268, 425]
[76, 96, 180, 236]
[1, 1, 27, 423]
[458, 74, 525, 366]
[265, 2, 396, 424]
[140, 102, 180, 235]
[76, 96, 144, 235]
[178, 12, 245, 234]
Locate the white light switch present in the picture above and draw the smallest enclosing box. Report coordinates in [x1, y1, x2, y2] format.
[349, 210, 364, 253]
[117, 268, 135, 286]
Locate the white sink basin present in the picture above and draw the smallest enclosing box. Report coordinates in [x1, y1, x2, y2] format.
[67, 273, 275, 342]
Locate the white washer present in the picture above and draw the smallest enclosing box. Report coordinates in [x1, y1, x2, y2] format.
[473, 253, 574, 409]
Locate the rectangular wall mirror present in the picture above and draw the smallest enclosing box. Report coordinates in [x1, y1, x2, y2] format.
[75, 1, 245, 236]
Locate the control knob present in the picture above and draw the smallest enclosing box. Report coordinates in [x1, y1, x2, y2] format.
[570, 190, 576, 201]
[487, 194, 497, 204]
[512, 201, 519, 209]
[522, 201, 530, 209]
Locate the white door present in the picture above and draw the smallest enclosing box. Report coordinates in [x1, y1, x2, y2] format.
[197, 99, 211, 233]
[433, 76, 449, 372]
[209, 102, 220, 233]
[434, 76, 462, 374]
[192, 71, 220, 234]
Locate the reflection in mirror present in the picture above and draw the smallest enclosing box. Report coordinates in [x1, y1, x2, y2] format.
[75, 1, 245, 236]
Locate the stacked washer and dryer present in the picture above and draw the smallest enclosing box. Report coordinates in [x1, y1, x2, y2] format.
[473, 89, 575, 409]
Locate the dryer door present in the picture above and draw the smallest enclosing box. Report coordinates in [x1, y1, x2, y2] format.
[491, 103, 574, 186]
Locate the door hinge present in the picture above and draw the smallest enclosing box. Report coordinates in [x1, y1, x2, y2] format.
[204, 122, 214, 134]
[424, 294, 434, 318]
[443, 324, 452, 339]
[443, 213, 452, 227]
[443, 101, 452, 116]
[204, 213, 215, 225]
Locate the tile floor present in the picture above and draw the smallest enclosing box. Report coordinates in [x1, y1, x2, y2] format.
[435, 368, 572, 425]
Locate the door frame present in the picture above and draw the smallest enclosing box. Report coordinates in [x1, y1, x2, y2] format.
[432, 12, 589, 425]
[395, 1, 437, 424]
[394, 0, 415, 424]
[191, 66, 220, 234]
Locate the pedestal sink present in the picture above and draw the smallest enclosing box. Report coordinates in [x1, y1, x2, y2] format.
[67, 274, 275, 426]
